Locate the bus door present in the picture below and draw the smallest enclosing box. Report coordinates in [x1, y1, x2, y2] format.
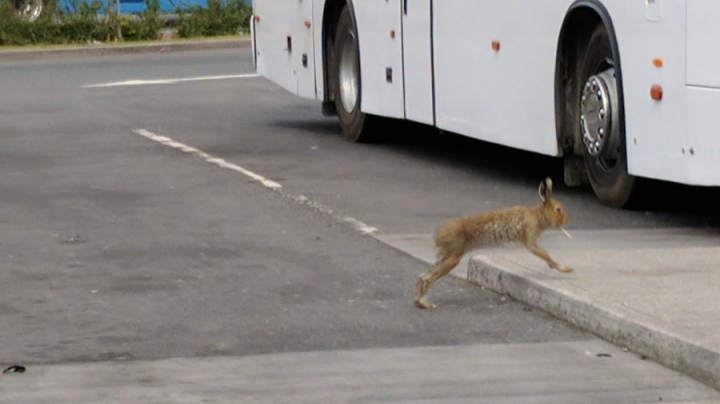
[401, 0, 435, 125]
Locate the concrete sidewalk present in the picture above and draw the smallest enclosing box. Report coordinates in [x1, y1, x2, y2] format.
[4, 341, 720, 403]
[379, 227, 720, 391]
[0, 37, 250, 61]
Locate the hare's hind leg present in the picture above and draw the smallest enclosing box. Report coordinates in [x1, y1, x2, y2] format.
[524, 241, 573, 273]
[414, 255, 462, 309]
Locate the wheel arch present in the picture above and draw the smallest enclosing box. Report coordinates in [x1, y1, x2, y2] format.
[554, 0, 626, 158]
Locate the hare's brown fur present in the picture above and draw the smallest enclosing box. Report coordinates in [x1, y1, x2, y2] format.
[414, 177, 572, 310]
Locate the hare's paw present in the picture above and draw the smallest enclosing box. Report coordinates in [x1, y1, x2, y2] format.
[557, 265, 573, 274]
[414, 298, 437, 310]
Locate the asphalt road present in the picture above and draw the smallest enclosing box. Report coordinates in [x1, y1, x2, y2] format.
[0, 47, 717, 368]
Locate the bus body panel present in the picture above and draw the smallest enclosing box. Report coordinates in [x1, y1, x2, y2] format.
[295, 0, 317, 99]
[354, 0, 405, 119]
[684, 0, 720, 185]
[402, 0, 435, 126]
[253, 1, 295, 95]
[686, 0, 720, 88]
[313, 0, 326, 101]
[253, 0, 315, 99]
[602, 0, 690, 184]
[433, 0, 568, 157]
[251, 0, 720, 188]
[687, 87, 720, 185]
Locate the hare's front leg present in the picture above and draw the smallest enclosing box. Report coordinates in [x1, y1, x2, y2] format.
[414, 255, 462, 309]
[525, 242, 573, 273]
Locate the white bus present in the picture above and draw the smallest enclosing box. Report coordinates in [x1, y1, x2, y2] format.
[250, 0, 720, 208]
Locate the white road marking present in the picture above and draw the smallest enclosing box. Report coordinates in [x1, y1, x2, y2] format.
[133, 129, 378, 235]
[342, 217, 379, 235]
[133, 129, 282, 190]
[83, 74, 260, 88]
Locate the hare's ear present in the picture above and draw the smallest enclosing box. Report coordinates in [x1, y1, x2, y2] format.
[538, 177, 553, 203]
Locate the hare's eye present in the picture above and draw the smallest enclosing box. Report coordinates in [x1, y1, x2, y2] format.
[555, 207, 561, 212]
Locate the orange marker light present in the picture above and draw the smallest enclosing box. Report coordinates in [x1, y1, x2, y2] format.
[304, 20, 311, 28]
[653, 58, 663, 68]
[253, 14, 260, 22]
[491, 40, 500, 51]
[650, 84, 663, 100]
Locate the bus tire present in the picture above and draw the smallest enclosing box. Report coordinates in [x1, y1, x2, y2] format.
[331, 5, 378, 143]
[14, 0, 43, 21]
[578, 24, 639, 208]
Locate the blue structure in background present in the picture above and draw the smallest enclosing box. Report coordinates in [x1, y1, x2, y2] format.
[55, 0, 211, 14]
[114, 0, 207, 13]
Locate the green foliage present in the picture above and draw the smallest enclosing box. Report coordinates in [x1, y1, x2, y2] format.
[120, 0, 161, 41]
[0, 0, 111, 45]
[0, 0, 249, 46]
[0, 0, 29, 45]
[176, 0, 250, 38]
[55, 0, 112, 43]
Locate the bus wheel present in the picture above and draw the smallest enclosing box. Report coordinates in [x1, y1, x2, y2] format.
[15, 0, 43, 21]
[578, 25, 638, 208]
[331, 5, 378, 142]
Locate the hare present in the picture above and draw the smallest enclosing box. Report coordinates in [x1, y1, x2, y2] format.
[414, 177, 572, 310]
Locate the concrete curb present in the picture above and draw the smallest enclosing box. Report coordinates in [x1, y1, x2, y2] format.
[467, 255, 720, 391]
[0, 38, 250, 61]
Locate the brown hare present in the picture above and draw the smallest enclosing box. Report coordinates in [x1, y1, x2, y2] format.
[414, 177, 572, 310]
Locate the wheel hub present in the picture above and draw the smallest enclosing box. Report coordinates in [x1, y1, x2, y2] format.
[338, 32, 359, 113]
[580, 68, 620, 159]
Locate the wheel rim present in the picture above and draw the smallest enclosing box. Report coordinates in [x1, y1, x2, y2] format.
[338, 31, 359, 113]
[19, 0, 42, 21]
[581, 63, 621, 172]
